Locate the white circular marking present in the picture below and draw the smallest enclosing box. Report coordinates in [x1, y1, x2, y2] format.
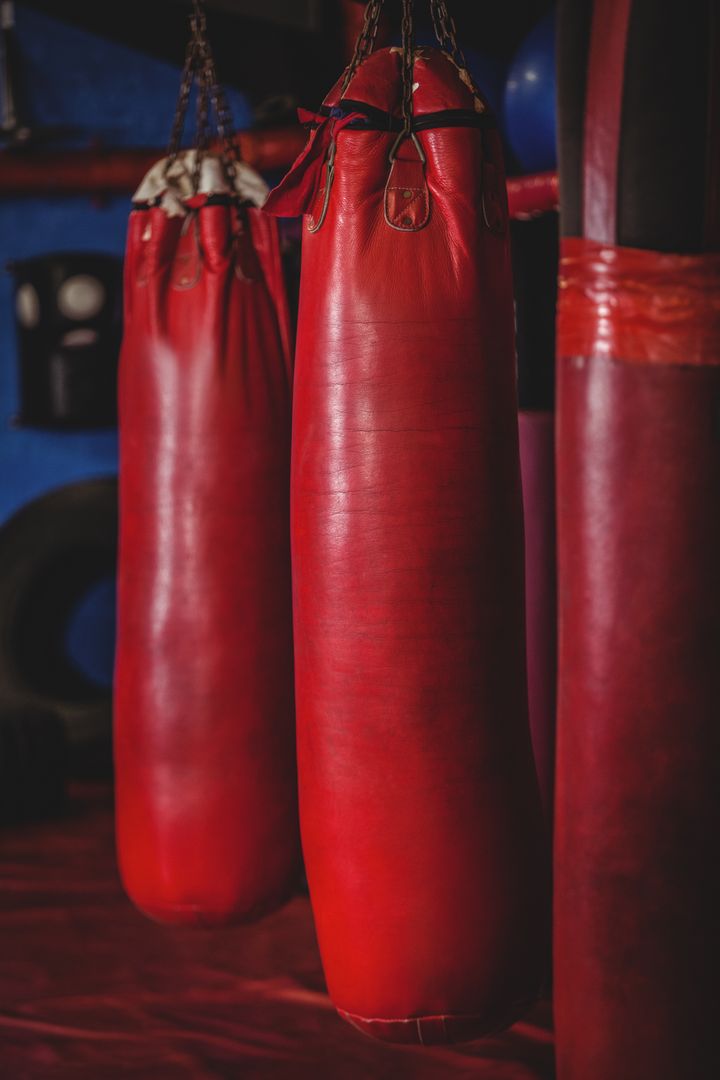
[61, 328, 99, 347]
[16, 283, 40, 328]
[57, 275, 106, 321]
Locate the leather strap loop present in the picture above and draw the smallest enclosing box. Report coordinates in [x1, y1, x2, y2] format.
[384, 130, 429, 232]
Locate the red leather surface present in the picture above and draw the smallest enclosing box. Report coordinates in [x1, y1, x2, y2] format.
[556, 1, 720, 1075]
[115, 194, 300, 925]
[559, 238, 720, 365]
[0, 785, 556, 1079]
[555, 343, 720, 1080]
[582, 0, 632, 242]
[507, 173, 560, 221]
[518, 411, 556, 826]
[271, 48, 548, 1043]
[323, 46, 484, 118]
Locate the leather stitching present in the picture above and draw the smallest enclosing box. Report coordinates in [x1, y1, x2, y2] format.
[383, 168, 430, 232]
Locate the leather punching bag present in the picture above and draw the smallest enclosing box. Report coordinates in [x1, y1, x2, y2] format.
[265, 4, 547, 1045]
[115, 20, 299, 925]
[555, 1, 720, 1076]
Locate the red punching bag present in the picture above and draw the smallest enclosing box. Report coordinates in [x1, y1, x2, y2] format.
[114, 11, 299, 925]
[555, 1, 720, 1076]
[265, 0, 547, 1044]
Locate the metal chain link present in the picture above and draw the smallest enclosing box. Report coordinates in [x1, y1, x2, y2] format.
[191, 37, 212, 195]
[399, 0, 415, 135]
[340, 0, 387, 99]
[388, 0, 425, 165]
[202, 44, 242, 191]
[165, 0, 243, 195]
[193, 32, 241, 194]
[165, 22, 202, 168]
[430, 0, 481, 97]
[429, 0, 496, 231]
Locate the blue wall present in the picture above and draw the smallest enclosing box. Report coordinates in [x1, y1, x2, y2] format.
[0, 4, 250, 525]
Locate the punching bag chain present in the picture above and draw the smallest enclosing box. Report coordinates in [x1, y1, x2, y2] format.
[194, 30, 244, 196]
[399, 0, 416, 135]
[192, 30, 212, 194]
[388, 0, 425, 164]
[342, 1, 477, 106]
[166, 0, 244, 195]
[430, 0, 480, 98]
[165, 7, 203, 170]
[340, 0, 386, 98]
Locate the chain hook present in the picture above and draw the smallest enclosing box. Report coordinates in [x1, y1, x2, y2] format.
[389, 129, 426, 165]
[429, 0, 482, 99]
[340, 0, 387, 99]
[386, 0, 419, 163]
[165, 0, 244, 199]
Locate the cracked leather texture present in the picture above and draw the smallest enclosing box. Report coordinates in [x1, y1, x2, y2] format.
[283, 48, 548, 1044]
[115, 201, 300, 925]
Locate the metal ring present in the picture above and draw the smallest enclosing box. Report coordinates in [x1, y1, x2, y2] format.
[307, 138, 337, 234]
[388, 129, 426, 166]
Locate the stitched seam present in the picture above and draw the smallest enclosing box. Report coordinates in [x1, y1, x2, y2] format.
[389, 188, 428, 227]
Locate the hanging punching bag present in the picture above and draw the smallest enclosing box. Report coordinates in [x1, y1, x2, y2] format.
[114, 7, 299, 925]
[265, 0, 547, 1045]
[555, 1, 720, 1076]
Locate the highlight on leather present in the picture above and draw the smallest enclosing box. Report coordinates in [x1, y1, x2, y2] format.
[507, 171, 559, 220]
[266, 38, 548, 1046]
[558, 238, 720, 365]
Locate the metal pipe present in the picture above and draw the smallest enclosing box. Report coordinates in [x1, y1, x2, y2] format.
[0, 133, 559, 222]
[0, 127, 307, 195]
[507, 171, 559, 220]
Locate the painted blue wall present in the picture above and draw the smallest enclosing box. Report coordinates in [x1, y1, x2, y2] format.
[0, 4, 251, 524]
[0, 6, 250, 687]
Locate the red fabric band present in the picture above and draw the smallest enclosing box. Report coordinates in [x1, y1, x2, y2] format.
[558, 237, 720, 366]
[507, 171, 559, 220]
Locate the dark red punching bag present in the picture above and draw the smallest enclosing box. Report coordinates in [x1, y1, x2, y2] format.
[265, 1, 547, 1045]
[555, 1, 720, 1076]
[114, 17, 299, 925]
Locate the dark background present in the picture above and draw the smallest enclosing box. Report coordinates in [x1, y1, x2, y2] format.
[22, 0, 555, 114]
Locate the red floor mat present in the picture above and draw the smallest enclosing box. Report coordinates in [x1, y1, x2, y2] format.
[0, 786, 555, 1078]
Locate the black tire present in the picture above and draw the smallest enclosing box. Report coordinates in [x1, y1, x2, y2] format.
[0, 478, 117, 777]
